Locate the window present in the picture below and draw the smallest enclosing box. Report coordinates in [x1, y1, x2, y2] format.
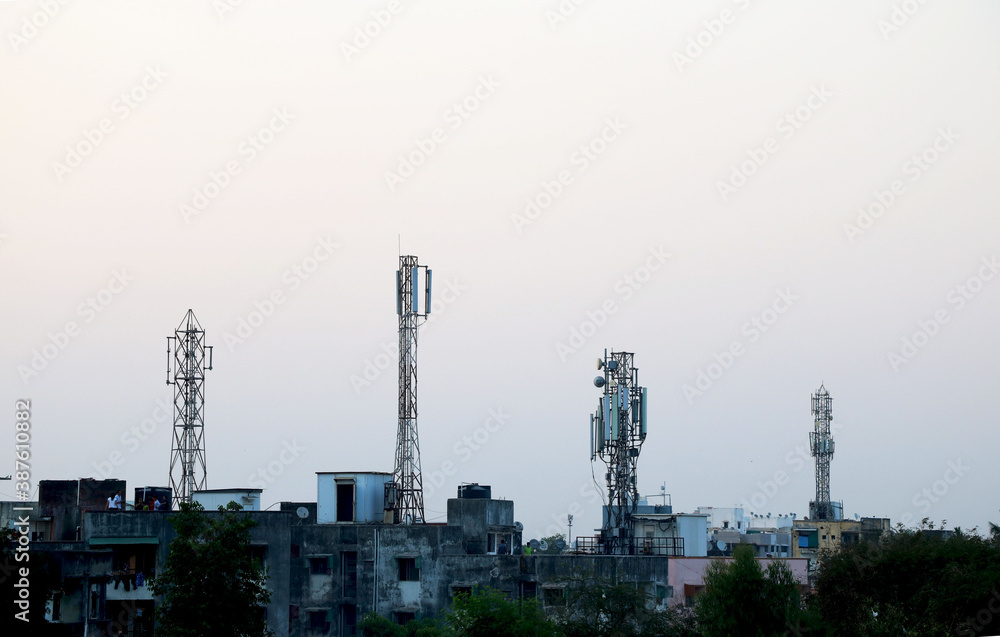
[398, 557, 420, 581]
[249, 544, 267, 569]
[542, 587, 566, 607]
[342, 552, 358, 597]
[521, 582, 537, 599]
[309, 610, 330, 631]
[452, 585, 473, 598]
[394, 611, 416, 625]
[336, 483, 355, 522]
[310, 557, 330, 575]
[341, 604, 357, 636]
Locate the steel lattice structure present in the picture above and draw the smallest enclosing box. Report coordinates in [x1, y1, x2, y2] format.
[167, 310, 213, 507]
[591, 350, 648, 554]
[390, 256, 431, 524]
[808, 384, 835, 520]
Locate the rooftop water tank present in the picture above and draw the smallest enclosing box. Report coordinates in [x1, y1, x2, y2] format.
[457, 484, 491, 499]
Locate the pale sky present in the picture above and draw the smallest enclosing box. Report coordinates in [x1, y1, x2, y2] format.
[2, 1, 999, 541]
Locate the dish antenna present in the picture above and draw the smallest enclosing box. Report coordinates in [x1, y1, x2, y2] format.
[529, 539, 540, 550]
[594, 376, 606, 388]
[555, 539, 566, 552]
[296, 506, 309, 519]
[538, 539, 549, 552]
[490, 567, 500, 578]
[718, 541, 727, 551]
[514, 521, 524, 532]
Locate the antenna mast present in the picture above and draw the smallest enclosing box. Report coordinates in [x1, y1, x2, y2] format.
[809, 384, 835, 520]
[389, 256, 432, 524]
[167, 309, 213, 507]
[590, 349, 647, 554]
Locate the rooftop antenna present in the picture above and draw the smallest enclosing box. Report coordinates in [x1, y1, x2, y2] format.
[808, 384, 836, 520]
[590, 349, 647, 554]
[167, 310, 213, 507]
[388, 256, 432, 524]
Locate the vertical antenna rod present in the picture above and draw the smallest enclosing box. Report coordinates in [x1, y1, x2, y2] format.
[809, 384, 835, 520]
[391, 256, 432, 524]
[167, 309, 213, 507]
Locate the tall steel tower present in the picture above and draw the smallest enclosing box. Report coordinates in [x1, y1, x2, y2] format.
[389, 256, 431, 525]
[167, 310, 213, 507]
[590, 349, 648, 554]
[808, 384, 835, 520]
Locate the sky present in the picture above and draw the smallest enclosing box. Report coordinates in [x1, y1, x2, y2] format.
[1, 1, 999, 543]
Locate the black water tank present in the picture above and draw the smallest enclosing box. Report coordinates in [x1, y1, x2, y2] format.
[457, 484, 491, 499]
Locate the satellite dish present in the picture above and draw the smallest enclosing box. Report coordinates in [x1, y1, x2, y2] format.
[594, 376, 606, 388]
[296, 507, 309, 519]
[717, 541, 727, 551]
[539, 539, 549, 552]
[555, 540, 566, 551]
[529, 539, 540, 550]
[490, 567, 500, 578]
[515, 521, 524, 532]
[597, 358, 604, 370]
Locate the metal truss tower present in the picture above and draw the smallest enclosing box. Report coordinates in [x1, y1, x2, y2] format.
[590, 350, 648, 554]
[390, 256, 432, 525]
[809, 384, 835, 520]
[167, 310, 213, 507]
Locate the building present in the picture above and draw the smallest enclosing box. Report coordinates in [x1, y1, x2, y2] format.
[7, 475, 680, 636]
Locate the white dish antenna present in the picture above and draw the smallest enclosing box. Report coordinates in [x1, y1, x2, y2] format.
[296, 506, 309, 519]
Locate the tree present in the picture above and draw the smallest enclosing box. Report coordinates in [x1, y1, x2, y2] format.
[447, 586, 559, 637]
[696, 545, 806, 637]
[811, 523, 1000, 636]
[151, 501, 272, 636]
[557, 577, 699, 637]
[540, 534, 566, 555]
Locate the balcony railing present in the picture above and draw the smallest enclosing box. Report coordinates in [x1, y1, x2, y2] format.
[573, 536, 684, 556]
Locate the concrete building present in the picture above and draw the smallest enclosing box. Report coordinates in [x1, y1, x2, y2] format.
[791, 516, 891, 580]
[8, 476, 683, 636]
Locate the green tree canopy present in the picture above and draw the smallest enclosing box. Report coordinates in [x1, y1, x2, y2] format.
[696, 544, 805, 637]
[812, 524, 1000, 636]
[151, 501, 272, 637]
